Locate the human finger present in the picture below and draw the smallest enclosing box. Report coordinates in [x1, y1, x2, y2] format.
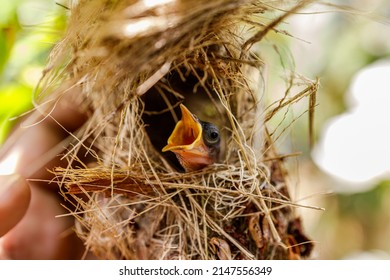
[0, 182, 83, 259]
[0, 174, 31, 237]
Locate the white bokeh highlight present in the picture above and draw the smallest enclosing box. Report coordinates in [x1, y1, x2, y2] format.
[312, 59, 390, 192]
[0, 149, 20, 176]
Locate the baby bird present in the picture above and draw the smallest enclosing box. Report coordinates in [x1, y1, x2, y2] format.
[162, 104, 220, 172]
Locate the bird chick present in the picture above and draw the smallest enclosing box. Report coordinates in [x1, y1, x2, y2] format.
[162, 104, 220, 172]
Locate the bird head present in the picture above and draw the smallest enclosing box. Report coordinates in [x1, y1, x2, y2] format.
[162, 104, 220, 172]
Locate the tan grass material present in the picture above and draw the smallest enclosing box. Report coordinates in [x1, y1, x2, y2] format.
[37, 0, 319, 259]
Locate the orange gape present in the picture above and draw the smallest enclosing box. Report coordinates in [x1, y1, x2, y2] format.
[162, 104, 220, 172]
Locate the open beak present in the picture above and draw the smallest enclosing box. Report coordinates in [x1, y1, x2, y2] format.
[162, 104, 214, 171]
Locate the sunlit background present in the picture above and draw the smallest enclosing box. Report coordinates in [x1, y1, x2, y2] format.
[0, 0, 65, 143]
[286, 0, 390, 259]
[0, 0, 390, 259]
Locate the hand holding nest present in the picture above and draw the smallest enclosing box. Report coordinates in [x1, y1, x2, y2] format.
[0, 98, 87, 259]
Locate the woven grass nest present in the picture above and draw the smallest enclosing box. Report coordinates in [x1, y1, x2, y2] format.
[38, 0, 319, 259]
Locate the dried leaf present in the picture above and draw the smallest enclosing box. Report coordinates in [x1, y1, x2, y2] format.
[210, 237, 232, 260]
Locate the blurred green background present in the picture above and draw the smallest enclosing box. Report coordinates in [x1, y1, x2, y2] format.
[0, 0, 66, 143]
[0, 0, 389, 259]
[280, 0, 390, 259]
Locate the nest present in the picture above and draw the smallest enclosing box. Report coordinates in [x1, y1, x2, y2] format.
[37, 0, 319, 259]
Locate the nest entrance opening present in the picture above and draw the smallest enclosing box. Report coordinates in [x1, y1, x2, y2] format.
[141, 68, 222, 171]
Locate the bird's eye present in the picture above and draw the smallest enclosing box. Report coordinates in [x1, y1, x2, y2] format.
[205, 128, 220, 144]
[210, 131, 219, 140]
